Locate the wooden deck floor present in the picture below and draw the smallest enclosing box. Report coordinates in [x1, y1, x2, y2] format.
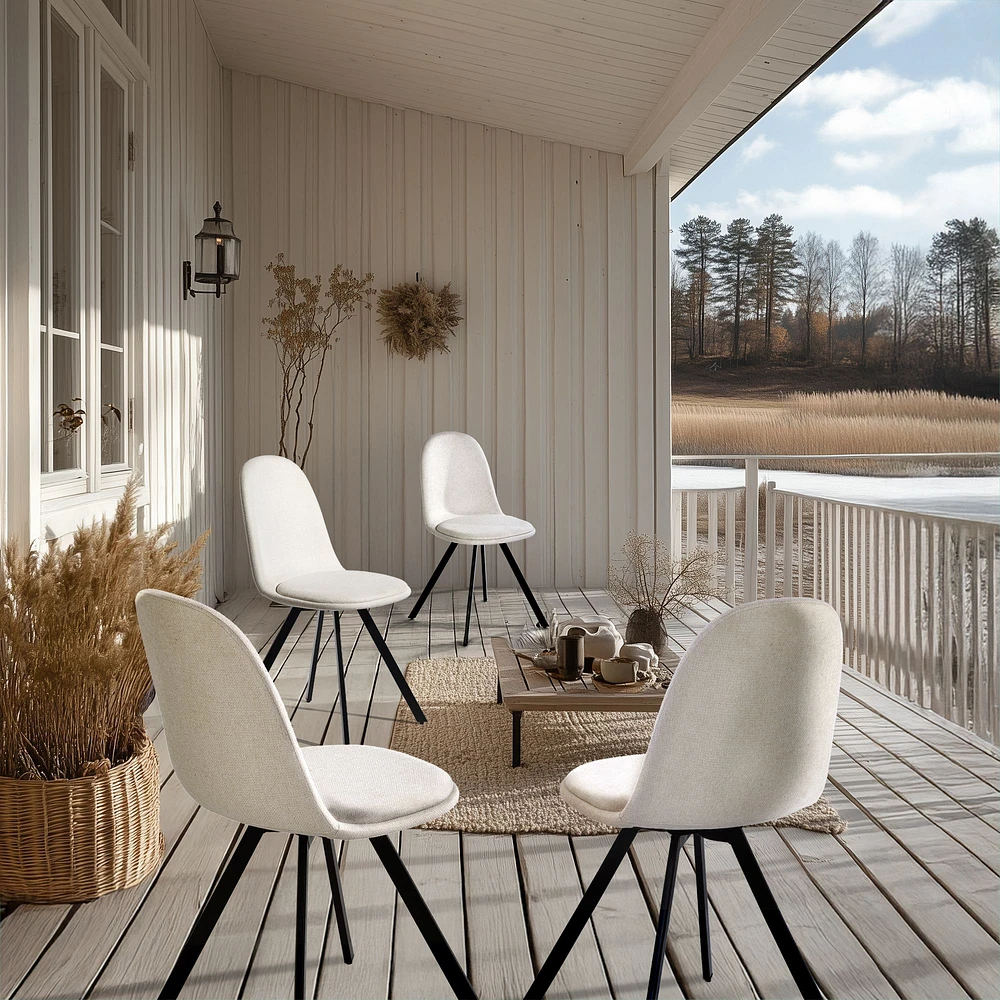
[3, 588, 999, 1000]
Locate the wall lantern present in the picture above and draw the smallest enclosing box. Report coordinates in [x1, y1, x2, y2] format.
[183, 201, 241, 299]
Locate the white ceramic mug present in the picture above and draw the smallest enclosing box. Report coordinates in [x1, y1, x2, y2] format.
[599, 656, 639, 684]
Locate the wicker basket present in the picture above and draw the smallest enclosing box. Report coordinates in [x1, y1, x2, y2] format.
[0, 738, 164, 904]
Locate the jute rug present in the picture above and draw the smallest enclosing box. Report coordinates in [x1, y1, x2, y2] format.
[389, 657, 845, 836]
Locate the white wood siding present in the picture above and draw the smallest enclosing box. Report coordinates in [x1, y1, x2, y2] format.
[225, 71, 658, 591]
[142, 0, 227, 601]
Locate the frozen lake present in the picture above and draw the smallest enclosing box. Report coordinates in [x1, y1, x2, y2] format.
[672, 464, 1000, 524]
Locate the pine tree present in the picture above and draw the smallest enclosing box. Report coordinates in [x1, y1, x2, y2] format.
[754, 214, 798, 358]
[714, 218, 756, 362]
[675, 215, 722, 356]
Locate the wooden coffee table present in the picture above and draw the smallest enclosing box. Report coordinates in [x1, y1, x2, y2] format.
[492, 636, 668, 766]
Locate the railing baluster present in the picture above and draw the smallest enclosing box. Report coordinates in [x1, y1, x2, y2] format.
[744, 459, 759, 602]
[725, 490, 736, 602]
[671, 492, 682, 560]
[796, 497, 803, 597]
[783, 490, 793, 597]
[928, 520, 940, 717]
[943, 522, 954, 723]
[989, 532, 998, 742]
[686, 490, 698, 558]
[707, 490, 718, 563]
[764, 481, 776, 599]
[957, 524, 969, 731]
[971, 527, 983, 737]
[914, 518, 926, 708]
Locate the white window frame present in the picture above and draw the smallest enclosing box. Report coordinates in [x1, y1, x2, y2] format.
[36, 0, 148, 512]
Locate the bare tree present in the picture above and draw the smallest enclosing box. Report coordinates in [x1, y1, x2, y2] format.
[822, 239, 846, 362]
[848, 231, 884, 366]
[889, 243, 924, 373]
[796, 231, 825, 359]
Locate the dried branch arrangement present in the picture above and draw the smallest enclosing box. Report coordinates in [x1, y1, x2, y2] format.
[0, 480, 206, 780]
[607, 530, 725, 617]
[263, 254, 375, 468]
[377, 280, 462, 361]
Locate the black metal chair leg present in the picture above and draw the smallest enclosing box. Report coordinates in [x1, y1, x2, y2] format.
[333, 612, 350, 744]
[357, 609, 427, 724]
[370, 836, 478, 1000]
[323, 839, 354, 964]
[647, 833, 688, 1000]
[498, 543, 548, 628]
[295, 836, 309, 1000]
[525, 828, 639, 999]
[728, 829, 822, 1000]
[463, 546, 478, 647]
[408, 542, 459, 620]
[263, 607, 302, 670]
[480, 545, 487, 602]
[694, 835, 712, 981]
[306, 611, 324, 703]
[158, 825, 265, 1000]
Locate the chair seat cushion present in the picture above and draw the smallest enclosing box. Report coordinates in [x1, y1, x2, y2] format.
[560, 754, 645, 826]
[301, 745, 458, 835]
[433, 514, 535, 544]
[275, 570, 411, 611]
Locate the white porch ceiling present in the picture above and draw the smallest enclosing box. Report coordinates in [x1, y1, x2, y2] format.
[196, 0, 884, 192]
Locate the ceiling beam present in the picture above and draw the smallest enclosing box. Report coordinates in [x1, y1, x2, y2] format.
[624, 0, 802, 176]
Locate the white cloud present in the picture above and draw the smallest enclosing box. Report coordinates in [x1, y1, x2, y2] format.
[688, 162, 1000, 226]
[833, 150, 888, 172]
[787, 68, 916, 109]
[740, 134, 776, 161]
[819, 78, 1000, 153]
[864, 0, 958, 47]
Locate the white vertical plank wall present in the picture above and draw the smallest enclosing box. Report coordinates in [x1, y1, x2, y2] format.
[142, 0, 227, 601]
[224, 71, 657, 592]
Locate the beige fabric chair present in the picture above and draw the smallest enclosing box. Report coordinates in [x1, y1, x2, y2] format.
[135, 590, 475, 1000]
[525, 598, 844, 1000]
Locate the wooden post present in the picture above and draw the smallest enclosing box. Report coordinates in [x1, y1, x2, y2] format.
[653, 154, 672, 557]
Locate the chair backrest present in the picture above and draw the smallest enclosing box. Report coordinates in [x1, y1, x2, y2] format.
[621, 598, 843, 831]
[420, 431, 503, 530]
[135, 590, 340, 837]
[240, 455, 341, 600]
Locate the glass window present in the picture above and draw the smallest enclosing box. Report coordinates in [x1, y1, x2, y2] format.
[100, 69, 127, 466]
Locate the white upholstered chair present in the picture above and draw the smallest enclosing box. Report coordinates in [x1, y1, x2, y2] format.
[135, 590, 475, 1000]
[525, 599, 844, 1000]
[408, 431, 548, 644]
[240, 455, 424, 744]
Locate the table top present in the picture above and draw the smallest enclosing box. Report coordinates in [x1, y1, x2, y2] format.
[492, 636, 667, 713]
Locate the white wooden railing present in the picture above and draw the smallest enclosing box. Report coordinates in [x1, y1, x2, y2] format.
[672, 455, 1000, 743]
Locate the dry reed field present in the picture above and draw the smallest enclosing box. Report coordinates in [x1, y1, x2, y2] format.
[673, 390, 999, 473]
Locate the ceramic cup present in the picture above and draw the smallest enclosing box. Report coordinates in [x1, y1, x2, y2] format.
[600, 656, 639, 684]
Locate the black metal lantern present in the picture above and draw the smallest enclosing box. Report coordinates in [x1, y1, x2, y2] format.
[183, 202, 241, 299]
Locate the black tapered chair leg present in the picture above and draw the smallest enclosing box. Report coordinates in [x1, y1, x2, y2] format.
[524, 828, 639, 999]
[306, 611, 324, 703]
[647, 833, 688, 1000]
[463, 546, 478, 647]
[358, 609, 427, 724]
[693, 835, 712, 981]
[408, 542, 459, 620]
[295, 836, 309, 1000]
[158, 825, 266, 999]
[480, 545, 488, 602]
[333, 612, 350, 744]
[370, 836, 477, 1000]
[498, 543, 548, 628]
[323, 839, 354, 964]
[728, 829, 821, 1000]
[263, 607, 302, 670]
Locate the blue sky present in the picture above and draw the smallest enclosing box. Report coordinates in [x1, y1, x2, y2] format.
[675, 0, 1000, 251]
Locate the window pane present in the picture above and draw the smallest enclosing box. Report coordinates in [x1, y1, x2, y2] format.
[51, 14, 80, 334]
[102, 0, 122, 25]
[100, 350, 125, 465]
[40, 334, 50, 473]
[52, 335, 81, 472]
[101, 71, 125, 349]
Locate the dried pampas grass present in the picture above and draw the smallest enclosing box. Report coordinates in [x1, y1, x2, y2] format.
[0, 479, 206, 780]
[377, 280, 462, 361]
